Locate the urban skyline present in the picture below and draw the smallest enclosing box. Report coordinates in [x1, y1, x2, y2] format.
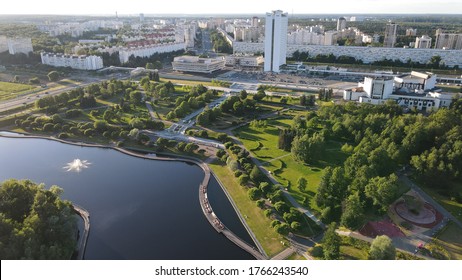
[1, 0, 462, 15]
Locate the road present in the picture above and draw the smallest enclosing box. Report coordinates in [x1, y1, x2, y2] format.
[0, 76, 113, 114]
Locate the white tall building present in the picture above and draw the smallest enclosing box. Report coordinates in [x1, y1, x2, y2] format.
[415, 35, 432, 49]
[264, 10, 288, 72]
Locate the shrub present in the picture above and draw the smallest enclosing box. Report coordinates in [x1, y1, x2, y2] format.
[310, 245, 324, 258]
[234, 170, 243, 177]
[216, 149, 226, 158]
[227, 160, 239, 172]
[256, 199, 265, 208]
[65, 109, 82, 118]
[57, 133, 69, 139]
[238, 174, 250, 186]
[248, 187, 261, 200]
[42, 123, 54, 132]
[270, 220, 281, 228]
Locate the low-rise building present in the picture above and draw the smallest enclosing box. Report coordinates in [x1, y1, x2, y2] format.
[172, 55, 225, 73]
[225, 55, 263, 68]
[41, 52, 104, 70]
[343, 72, 453, 111]
[415, 35, 432, 49]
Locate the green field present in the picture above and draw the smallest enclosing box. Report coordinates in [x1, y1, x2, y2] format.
[209, 160, 287, 257]
[234, 118, 348, 212]
[0, 81, 36, 101]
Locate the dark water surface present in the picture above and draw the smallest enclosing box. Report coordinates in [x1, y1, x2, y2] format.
[0, 136, 254, 260]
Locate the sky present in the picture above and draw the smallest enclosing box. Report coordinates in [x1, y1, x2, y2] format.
[1, 0, 462, 15]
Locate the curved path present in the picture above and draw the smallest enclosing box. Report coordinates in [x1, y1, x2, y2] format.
[73, 204, 90, 260]
[0, 132, 266, 260]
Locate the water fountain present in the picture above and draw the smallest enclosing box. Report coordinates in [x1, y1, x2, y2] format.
[64, 159, 91, 172]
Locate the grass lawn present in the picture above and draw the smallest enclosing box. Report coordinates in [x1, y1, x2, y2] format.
[339, 236, 369, 260]
[234, 118, 348, 212]
[160, 78, 213, 87]
[0, 81, 36, 101]
[433, 222, 462, 260]
[209, 160, 287, 257]
[340, 245, 368, 260]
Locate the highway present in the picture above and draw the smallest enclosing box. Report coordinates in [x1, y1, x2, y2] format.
[0, 74, 126, 116]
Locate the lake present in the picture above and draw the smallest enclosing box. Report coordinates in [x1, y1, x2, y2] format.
[0, 136, 254, 260]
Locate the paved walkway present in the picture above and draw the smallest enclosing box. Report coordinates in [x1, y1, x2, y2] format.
[271, 247, 295, 260]
[73, 204, 90, 260]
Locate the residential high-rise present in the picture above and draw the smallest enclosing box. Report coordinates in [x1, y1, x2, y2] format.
[415, 35, 432, 49]
[337, 17, 347, 31]
[435, 30, 462, 50]
[264, 10, 288, 72]
[383, 22, 398, 48]
[6, 37, 33, 55]
[252, 17, 259, 28]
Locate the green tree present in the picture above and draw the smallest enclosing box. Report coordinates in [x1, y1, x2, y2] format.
[291, 133, 325, 164]
[297, 177, 307, 192]
[130, 91, 142, 105]
[0, 179, 77, 259]
[250, 165, 263, 183]
[239, 90, 248, 100]
[29, 77, 40, 84]
[146, 62, 155, 69]
[365, 174, 399, 212]
[238, 174, 250, 186]
[93, 120, 108, 133]
[47, 71, 60, 82]
[340, 192, 364, 230]
[322, 222, 341, 260]
[248, 187, 261, 201]
[256, 199, 265, 208]
[369, 235, 396, 260]
[275, 223, 290, 235]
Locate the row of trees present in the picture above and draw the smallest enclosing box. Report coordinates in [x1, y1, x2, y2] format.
[165, 85, 219, 120]
[218, 138, 318, 237]
[210, 30, 233, 54]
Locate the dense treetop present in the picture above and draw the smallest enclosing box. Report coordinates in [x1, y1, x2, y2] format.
[0, 179, 77, 259]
